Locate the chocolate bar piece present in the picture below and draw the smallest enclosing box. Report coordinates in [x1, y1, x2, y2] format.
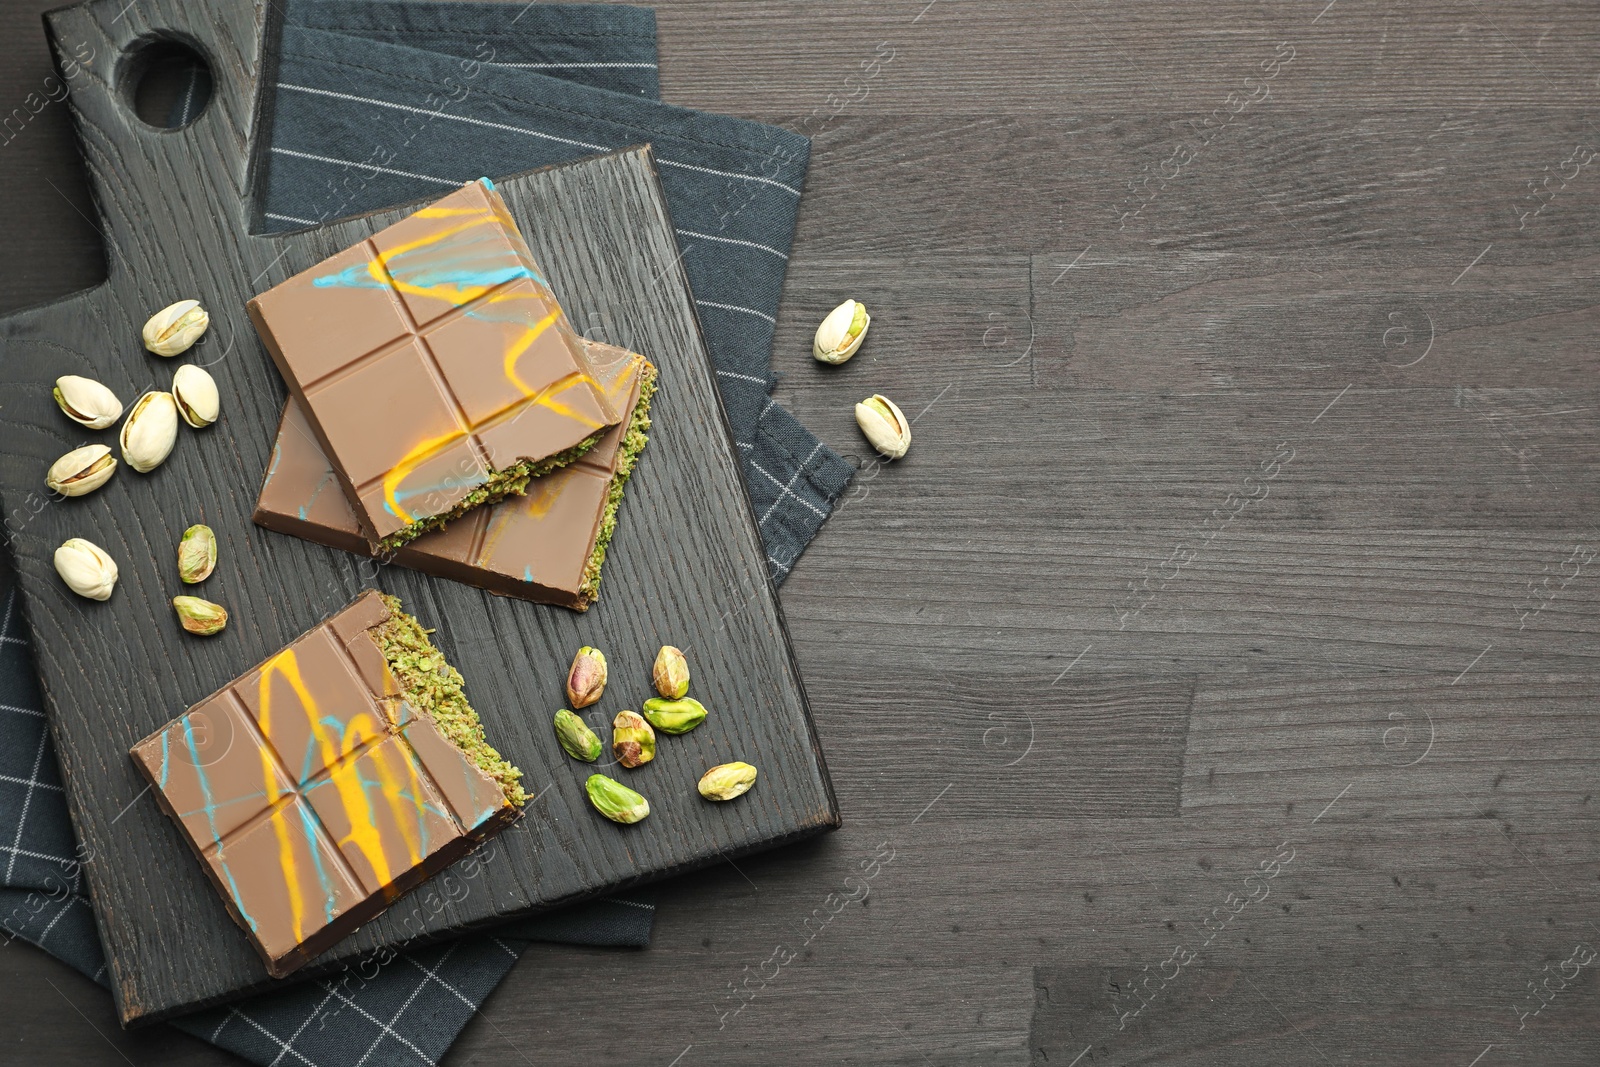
[129, 591, 524, 978]
[247, 178, 620, 553]
[255, 343, 656, 610]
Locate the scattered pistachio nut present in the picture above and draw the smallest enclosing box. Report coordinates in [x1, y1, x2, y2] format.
[171, 364, 219, 428]
[119, 391, 179, 473]
[45, 444, 116, 498]
[53, 375, 123, 429]
[173, 595, 227, 636]
[177, 524, 218, 584]
[585, 773, 650, 824]
[641, 696, 708, 735]
[611, 710, 656, 768]
[553, 709, 603, 762]
[698, 762, 759, 802]
[566, 646, 608, 708]
[652, 644, 690, 699]
[142, 299, 209, 357]
[813, 299, 870, 365]
[854, 393, 911, 460]
[53, 538, 117, 601]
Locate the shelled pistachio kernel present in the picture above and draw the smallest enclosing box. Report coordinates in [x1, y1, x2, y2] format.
[585, 774, 650, 824]
[566, 646, 607, 708]
[698, 762, 758, 801]
[119, 391, 179, 473]
[53, 375, 122, 429]
[45, 444, 116, 497]
[53, 538, 117, 601]
[641, 696, 708, 735]
[142, 300, 209, 356]
[177, 524, 217, 584]
[171, 364, 219, 428]
[813, 299, 870, 365]
[652, 644, 690, 698]
[554, 709, 603, 762]
[173, 595, 227, 636]
[611, 710, 656, 768]
[854, 393, 911, 460]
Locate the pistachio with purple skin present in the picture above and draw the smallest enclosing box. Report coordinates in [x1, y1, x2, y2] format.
[566, 646, 607, 708]
[611, 710, 656, 769]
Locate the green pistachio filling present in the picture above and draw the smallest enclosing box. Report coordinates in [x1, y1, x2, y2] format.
[373, 594, 526, 807]
[577, 362, 657, 606]
[377, 430, 609, 555]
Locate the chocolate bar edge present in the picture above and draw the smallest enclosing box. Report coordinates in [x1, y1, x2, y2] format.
[574, 359, 658, 610]
[251, 355, 657, 610]
[373, 426, 611, 556]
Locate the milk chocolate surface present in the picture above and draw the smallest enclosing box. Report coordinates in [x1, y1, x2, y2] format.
[255, 343, 655, 610]
[129, 591, 519, 978]
[247, 178, 619, 546]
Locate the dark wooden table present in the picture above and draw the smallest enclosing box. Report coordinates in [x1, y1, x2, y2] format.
[3, 1, 1598, 1063]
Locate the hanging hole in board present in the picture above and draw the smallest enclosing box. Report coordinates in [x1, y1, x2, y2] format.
[122, 37, 213, 130]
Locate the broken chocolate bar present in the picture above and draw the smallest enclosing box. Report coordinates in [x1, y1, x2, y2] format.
[129, 591, 524, 978]
[255, 343, 656, 610]
[247, 178, 620, 552]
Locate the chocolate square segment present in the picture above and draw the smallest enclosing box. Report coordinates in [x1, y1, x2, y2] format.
[141, 693, 294, 846]
[248, 179, 619, 547]
[301, 737, 461, 898]
[253, 243, 411, 382]
[254, 342, 657, 610]
[130, 592, 521, 979]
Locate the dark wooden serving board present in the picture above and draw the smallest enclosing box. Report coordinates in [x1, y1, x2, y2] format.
[0, 0, 836, 1028]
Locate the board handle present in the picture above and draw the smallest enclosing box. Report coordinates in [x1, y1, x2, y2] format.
[43, 0, 273, 257]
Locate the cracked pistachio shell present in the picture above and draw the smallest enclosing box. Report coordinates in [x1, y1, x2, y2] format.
[171, 364, 219, 428]
[45, 444, 116, 498]
[854, 393, 911, 460]
[142, 299, 209, 356]
[641, 696, 708, 735]
[54, 538, 117, 601]
[173, 595, 227, 636]
[566, 646, 608, 708]
[651, 644, 690, 699]
[119, 391, 179, 473]
[53, 375, 123, 429]
[553, 709, 603, 762]
[177, 524, 217, 584]
[585, 774, 650, 824]
[813, 299, 870, 365]
[698, 762, 758, 801]
[611, 710, 656, 768]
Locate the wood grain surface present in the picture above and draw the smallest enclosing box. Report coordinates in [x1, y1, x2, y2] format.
[3, 0, 1599, 1063]
[0, 0, 835, 1029]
